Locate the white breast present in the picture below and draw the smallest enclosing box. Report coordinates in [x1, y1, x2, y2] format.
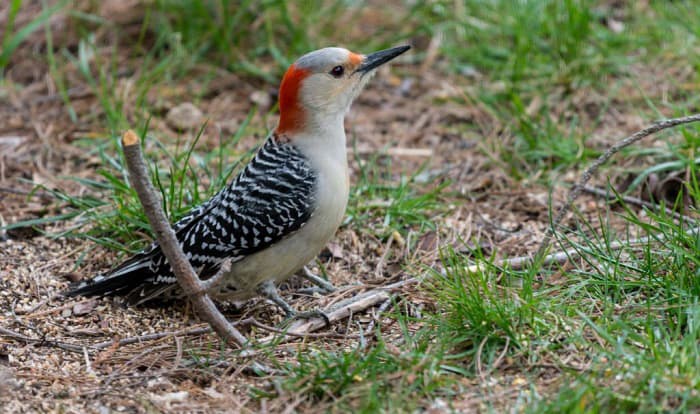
[211, 122, 349, 300]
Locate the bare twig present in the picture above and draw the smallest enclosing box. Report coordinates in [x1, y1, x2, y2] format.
[241, 317, 356, 339]
[120, 130, 247, 347]
[280, 289, 392, 338]
[300, 265, 336, 293]
[469, 225, 700, 272]
[477, 336, 510, 379]
[365, 298, 393, 336]
[352, 147, 434, 157]
[361, 298, 393, 349]
[536, 114, 700, 260]
[0, 326, 84, 353]
[476, 336, 488, 378]
[1, 281, 420, 356]
[83, 347, 95, 376]
[89, 315, 354, 351]
[91, 326, 214, 350]
[581, 185, 695, 224]
[375, 232, 396, 279]
[488, 337, 510, 375]
[199, 259, 232, 292]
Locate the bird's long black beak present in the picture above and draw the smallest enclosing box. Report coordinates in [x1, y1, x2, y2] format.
[357, 45, 411, 73]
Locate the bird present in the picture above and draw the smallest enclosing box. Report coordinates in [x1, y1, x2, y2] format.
[66, 45, 411, 315]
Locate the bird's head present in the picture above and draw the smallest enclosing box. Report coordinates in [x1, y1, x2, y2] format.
[276, 45, 410, 135]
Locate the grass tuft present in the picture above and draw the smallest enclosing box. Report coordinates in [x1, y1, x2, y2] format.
[0, 0, 67, 75]
[347, 152, 450, 237]
[270, 311, 452, 412]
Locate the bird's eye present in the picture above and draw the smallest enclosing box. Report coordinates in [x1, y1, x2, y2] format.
[330, 65, 345, 78]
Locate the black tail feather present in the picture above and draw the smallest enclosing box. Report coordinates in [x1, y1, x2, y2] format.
[64, 252, 155, 298]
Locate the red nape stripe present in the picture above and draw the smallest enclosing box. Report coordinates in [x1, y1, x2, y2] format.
[276, 64, 310, 134]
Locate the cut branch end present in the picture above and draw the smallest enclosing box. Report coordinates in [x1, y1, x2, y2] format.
[122, 130, 139, 146]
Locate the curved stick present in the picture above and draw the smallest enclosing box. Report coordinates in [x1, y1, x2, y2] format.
[536, 114, 700, 260]
[121, 130, 248, 348]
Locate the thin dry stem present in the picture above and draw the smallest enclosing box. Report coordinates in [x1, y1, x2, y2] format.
[91, 326, 213, 350]
[121, 130, 247, 348]
[281, 289, 392, 338]
[0, 326, 84, 353]
[470, 225, 700, 272]
[581, 185, 695, 224]
[536, 114, 700, 260]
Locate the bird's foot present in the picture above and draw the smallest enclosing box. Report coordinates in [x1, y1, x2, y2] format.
[258, 279, 330, 327]
[258, 280, 297, 316]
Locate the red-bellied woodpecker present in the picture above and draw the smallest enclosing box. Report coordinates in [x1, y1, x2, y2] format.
[67, 45, 411, 315]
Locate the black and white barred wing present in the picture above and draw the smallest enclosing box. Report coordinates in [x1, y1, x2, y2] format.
[66, 139, 317, 303]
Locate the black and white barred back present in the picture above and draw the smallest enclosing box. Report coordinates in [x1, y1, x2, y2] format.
[67, 135, 318, 304]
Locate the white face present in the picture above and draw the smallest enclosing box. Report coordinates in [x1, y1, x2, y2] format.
[295, 47, 371, 117]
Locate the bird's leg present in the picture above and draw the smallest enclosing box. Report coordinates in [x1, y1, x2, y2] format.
[258, 280, 331, 326]
[300, 265, 336, 293]
[258, 280, 297, 317]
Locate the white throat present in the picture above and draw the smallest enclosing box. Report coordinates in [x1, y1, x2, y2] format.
[294, 111, 347, 164]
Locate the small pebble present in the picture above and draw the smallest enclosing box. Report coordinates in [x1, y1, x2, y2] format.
[166, 102, 204, 130]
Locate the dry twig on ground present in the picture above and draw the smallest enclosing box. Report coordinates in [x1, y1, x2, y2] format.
[0, 326, 84, 353]
[580, 185, 695, 224]
[465, 225, 700, 272]
[120, 130, 248, 348]
[266, 278, 420, 340]
[536, 114, 700, 259]
[91, 326, 213, 350]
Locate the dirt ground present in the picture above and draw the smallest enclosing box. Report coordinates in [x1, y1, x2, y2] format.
[0, 73, 556, 412]
[0, 2, 690, 413]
